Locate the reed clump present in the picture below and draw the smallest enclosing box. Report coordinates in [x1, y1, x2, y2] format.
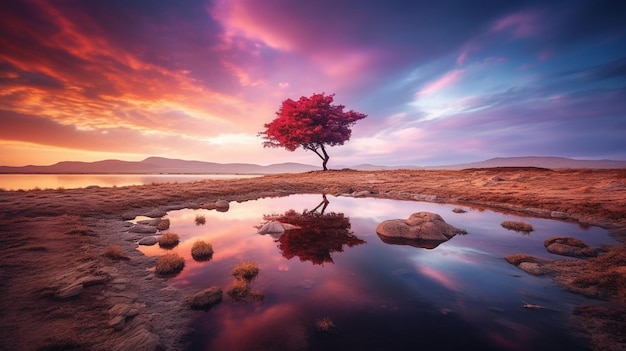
[195, 214, 206, 225]
[155, 252, 185, 276]
[159, 232, 180, 249]
[191, 240, 214, 261]
[501, 220, 534, 233]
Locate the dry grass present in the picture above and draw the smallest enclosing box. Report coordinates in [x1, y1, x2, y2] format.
[232, 261, 259, 282]
[195, 214, 206, 225]
[156, 218, 170, 231]
[226, 279, 250, 300]
[191, 240, 214, 261]
[158, 232, 180, 249]
[570, 246, 626, 302]
[501, 220, 534, 233]
[315, 317, 337, 333]
[103, 245, 129, 260]
[155, 252, 185, 276]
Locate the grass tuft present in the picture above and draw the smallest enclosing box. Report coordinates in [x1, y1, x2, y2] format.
[191, 240, 214, 261]
[501, 220, 534, 233]
[103, 245, 129, 260]
[315, 317, 337, 333]
[159, 232, 180, 249]
[155, 252, 185, 276]
[195, 214, 206, 225]
[232, 261, 259, 282]
[156, 218, 170, 231]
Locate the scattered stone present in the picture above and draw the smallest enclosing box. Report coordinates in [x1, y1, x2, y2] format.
[544, 237, 597, 257]
[143, 208, 167, 218]
[258, 221, 285, 235]
[413, 194, 441, 202]
[215, 200, 230, 212]
[551, 211, 569, 219]
[56, 283, 83, 299]
[452, 207, 467, 213]
[352, 190, 372, 197]
[137, 218, 161, 226]
[128, 224, 157, 234]
[187, 287, 223, 310]
[138, 236, 158, 246]
[77, 275, 109, 286]
[376, 212, 464, 249]
[108, 315, 126, 331]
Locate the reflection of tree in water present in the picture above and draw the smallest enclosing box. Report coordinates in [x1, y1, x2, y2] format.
[264, 195, 365, 265]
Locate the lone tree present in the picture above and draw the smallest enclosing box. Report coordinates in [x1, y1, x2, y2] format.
[259, 93, 367, 170]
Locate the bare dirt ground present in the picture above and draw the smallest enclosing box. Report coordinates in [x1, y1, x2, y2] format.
[0, 168, 624, 350]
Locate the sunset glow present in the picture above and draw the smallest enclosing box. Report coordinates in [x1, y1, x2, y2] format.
[1, 0, 624, 167]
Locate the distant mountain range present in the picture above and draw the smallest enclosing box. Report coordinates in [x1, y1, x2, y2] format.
[0, 156, 624, 174]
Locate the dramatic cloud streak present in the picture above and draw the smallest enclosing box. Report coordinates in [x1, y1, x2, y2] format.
[1, 0, 624, 167]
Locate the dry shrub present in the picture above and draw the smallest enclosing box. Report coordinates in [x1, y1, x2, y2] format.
[571, 246, 626, 302]
[156, 218, 170, 231]
[103, 245, 129, 260]
[155, 252, 185, 276]
[159, 232, 180, 249]
[501, 220, 534, 233]
[191, 240, 214, 261]
[232, 261, 259, 282]
[227, 279, 250, 300]
[195, 214, 206, 225]
[315, 317, 337, 333]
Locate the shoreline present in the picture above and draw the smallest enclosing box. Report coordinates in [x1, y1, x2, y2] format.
[1, 168, 624, 350]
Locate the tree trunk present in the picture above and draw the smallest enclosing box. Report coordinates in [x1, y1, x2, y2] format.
[320, 144, 330, 171]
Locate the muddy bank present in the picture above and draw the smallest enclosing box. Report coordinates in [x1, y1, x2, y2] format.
[0, 168, 624, 350]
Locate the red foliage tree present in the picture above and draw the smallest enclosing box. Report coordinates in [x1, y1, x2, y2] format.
[259, 93, 367, 170]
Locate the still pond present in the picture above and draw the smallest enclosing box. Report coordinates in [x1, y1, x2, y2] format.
[137, 194, 616, 351]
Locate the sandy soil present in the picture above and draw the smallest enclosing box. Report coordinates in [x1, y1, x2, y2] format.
[0, 168, 624, 350]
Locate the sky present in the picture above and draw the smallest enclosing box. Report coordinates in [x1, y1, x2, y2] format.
[1, 0, 625, 167]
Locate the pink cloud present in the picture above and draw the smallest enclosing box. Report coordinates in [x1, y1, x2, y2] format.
[417, 69, 464, 97]
[492, 11, 542, 38]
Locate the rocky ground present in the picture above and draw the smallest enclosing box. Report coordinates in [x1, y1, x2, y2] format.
[0, 168, 624, 350]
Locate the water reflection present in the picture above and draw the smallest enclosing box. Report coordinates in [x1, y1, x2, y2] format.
[134, 194, 617, 351]
[263, 195, 366, 265]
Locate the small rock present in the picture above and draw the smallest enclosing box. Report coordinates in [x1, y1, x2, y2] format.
[143, 209, 167, 217]
[108, 315, 126, 331]
[129, 224, 157, 234]
[551, 211, 569, 219]
[215, 200, 229, 212]
[188, 287, 223, 310]
[353, 190, 372, 197]
[138, 236, 158, 246]
[77, 275, 109, 286]
[56, 283, 83, 299]
[544, 236, 597, 257]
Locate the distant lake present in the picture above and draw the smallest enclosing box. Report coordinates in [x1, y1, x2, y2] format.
[0, 173, 262, 191]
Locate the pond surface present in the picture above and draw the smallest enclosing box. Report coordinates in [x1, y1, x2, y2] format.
[138, 194, 618, 351]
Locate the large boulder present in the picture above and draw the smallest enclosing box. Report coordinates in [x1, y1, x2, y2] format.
[544, 237, 597, 257]
[376, 212, 463, 249]
[258, 221, 285, 235]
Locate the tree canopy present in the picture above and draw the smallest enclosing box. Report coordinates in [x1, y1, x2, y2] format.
[259, 93, 367, 170]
